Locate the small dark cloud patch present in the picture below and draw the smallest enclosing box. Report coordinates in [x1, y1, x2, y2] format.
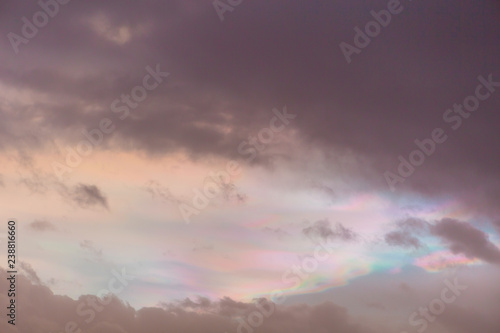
[60, 183, 109, 210]
[302, 220, 357, 241]
[384, 217, 429, 249]
[385, 231, 421, 249]
[263, 226, 289, 237]
[29, 220, 56, 232]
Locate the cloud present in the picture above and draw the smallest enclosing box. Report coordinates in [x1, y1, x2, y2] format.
[63, 183, 109, 210]
[0, 0, 498, 218]
[209, 176, 247, 205]
[175, 297, 212, 310]
[493, 220, 500, 234]
[436, 304, 500, 333]
[2, 266, 500, 333]
[10, 167, 110, 211]
[19, 262, 42, 285]
[0, 267, 368, 333]
[396, 218, 429, 233]
[385, 231, 422, 249]
[29, 220, 57, 232]
[12, 168, 109, 211]
[308, 302, 360, 333]
[431, 218, 500, 264]
[0, 1, 498, 332]
[86, 322, 129, 333]
[310, 182, 337, 203]
[384, 217, 431, 249]
[80, 240, 104, 262]
[399, 282, 412, 293]
[18, 171, 49, 194]
[263, 226, 289, 237]
[144, 180, 184, 205]
[366, 302, 386, 310]
[302, 220, 357, 241]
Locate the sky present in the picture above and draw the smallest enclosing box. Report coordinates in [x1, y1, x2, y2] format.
[0, 0, 500, 332]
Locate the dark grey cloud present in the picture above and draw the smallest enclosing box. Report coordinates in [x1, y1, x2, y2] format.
[14, 166, 110, 211]
[175, 297, 212, 310]
[0, 266, 369, 333]
[396, 217, 429, 233]
[67, 183, 109, 210]
[383, 216, 500, 261]
[2, 266, 500, 333]
[384, 217, 431, 249]
[385, 230, 421, 249]
[431, 218, 500, 264]
[0, 0, 498, 219]
[302, 220, 357, 241]
[209, 175, 247, 204]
